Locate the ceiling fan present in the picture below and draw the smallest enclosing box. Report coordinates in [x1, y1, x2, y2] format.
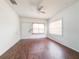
[10, 0, 45, 14]
[10, 0, 17, 5]
[29, 0, 46, 14]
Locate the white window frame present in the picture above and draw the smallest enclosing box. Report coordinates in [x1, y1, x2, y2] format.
[32, 23, 45, 34]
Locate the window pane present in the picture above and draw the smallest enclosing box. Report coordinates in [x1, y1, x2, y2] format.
[39, 29, 44, 33]
[33, 29, 38, 33]
[33, 23, 45, 33]
[38, 24, 44, 29]
[33, 24, 38, 33]
[38, 24, 44, 33]
[33, 24, 38, 29]
[49, 20, 62, 35]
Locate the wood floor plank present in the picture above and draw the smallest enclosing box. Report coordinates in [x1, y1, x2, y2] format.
[0, 38, 79, 59]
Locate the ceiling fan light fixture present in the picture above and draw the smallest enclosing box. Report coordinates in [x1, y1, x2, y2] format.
[37, 6, 46, 14]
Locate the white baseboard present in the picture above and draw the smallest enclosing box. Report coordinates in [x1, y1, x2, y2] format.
[47, 34, 79, 53]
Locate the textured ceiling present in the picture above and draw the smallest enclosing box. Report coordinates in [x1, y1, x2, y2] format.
[7, 0, 78, 19]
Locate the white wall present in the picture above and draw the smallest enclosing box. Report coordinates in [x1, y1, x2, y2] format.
[48, 1, 79, 52]
[21, 22, 32, 39]
[20, 17, 47, 39]
[0, 0, 20, 56]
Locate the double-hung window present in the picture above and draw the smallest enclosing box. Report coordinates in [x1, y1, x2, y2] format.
[33, 23, 45, 34]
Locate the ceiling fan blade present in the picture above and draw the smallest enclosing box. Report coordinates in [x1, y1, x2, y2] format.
[10, 0, 17, 5]
[37, 6, 46, 14]
[37, 6, 43, 11]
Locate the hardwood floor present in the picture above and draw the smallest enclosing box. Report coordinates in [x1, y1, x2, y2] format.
[1, 38, 79, 59]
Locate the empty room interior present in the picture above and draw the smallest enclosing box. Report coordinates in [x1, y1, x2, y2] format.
[0, 0, 79, 59]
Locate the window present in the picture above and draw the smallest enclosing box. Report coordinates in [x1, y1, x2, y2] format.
[49, 20, 62, 35]
[33, 23, 45, 33]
